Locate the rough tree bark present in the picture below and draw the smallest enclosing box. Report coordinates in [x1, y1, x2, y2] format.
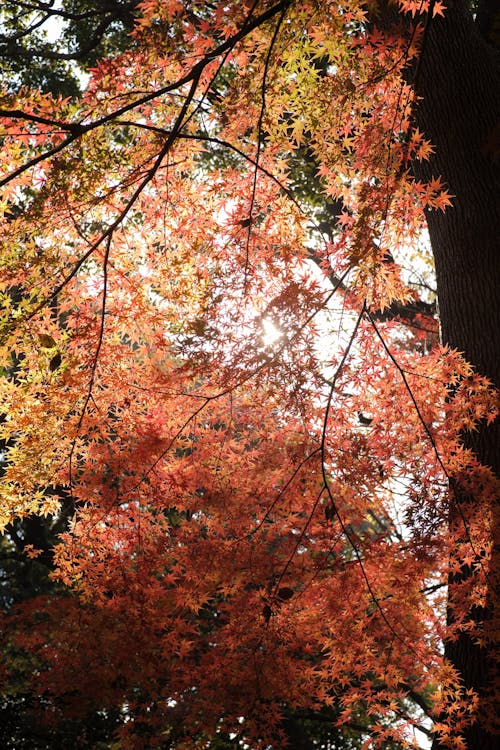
[412, 2, 500, 747]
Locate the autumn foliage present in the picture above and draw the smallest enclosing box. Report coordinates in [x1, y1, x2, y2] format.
[0, 1, 498, 748]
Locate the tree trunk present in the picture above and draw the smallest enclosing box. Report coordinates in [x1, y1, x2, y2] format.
[412, 2, 500, 748]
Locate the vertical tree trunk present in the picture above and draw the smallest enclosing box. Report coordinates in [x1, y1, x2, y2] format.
[412, 2, 500, 747]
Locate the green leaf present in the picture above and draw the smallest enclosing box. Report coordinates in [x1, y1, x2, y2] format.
[38, 333, 57, 349]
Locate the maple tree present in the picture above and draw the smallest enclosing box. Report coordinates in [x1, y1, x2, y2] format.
[0, 1, 499, 748]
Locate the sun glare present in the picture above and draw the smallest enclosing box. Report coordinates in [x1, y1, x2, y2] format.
[261, 317, 282, 346]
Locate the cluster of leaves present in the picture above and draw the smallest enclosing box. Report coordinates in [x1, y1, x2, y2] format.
[0, 1, 498, 748]
[0, 0, 138, 96]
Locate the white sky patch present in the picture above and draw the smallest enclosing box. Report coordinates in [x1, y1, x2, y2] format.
[43, 1, 64, 43]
